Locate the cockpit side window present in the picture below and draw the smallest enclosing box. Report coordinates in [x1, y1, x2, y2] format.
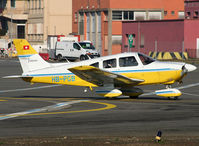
[119, 56, 138, 67]
[90, 62, 99, 68]
[103, 59, 116, 68]
[138, 53, 155, 65]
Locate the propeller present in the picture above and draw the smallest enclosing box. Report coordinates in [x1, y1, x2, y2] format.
[181, 64, 188, 76]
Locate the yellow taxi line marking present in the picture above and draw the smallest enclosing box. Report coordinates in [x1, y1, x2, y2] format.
[20, 101, 116, 116]
[1, 97, 77, 101]
[0, 101, 116, 120]
[0, 100, 6, 101]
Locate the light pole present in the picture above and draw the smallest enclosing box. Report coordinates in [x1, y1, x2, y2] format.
[11, 7, 13, 49]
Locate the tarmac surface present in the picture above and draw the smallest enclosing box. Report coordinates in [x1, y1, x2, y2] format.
[0, 58, 199, 138]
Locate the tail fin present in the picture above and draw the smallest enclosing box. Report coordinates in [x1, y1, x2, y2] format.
[13, 39, 50, 73]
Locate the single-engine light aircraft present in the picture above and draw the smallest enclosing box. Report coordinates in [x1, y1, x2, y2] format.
[6, 39, 197, 99]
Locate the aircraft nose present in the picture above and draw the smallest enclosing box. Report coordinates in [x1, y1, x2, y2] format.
[185, 64, 197, 72]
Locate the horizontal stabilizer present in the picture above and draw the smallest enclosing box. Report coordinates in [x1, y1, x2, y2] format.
[2, 75, 33, 79]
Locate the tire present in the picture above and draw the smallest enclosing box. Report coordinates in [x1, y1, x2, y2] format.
[57, 54, 62, 61]
[80, 55, 86, 61]
[129, 96, 139, 99]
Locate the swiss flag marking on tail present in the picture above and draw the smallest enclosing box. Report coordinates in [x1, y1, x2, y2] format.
[23, 45, 29, 50]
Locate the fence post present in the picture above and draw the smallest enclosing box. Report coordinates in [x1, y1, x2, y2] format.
[182, 41, 184, 60]
[155, 40, 157, 59]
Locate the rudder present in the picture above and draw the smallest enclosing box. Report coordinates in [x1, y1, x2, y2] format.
[13, 39, 50, 73]
[13, 39, 38, 56]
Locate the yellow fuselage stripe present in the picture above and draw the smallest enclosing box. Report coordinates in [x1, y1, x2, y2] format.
[26, 70, 182, 87]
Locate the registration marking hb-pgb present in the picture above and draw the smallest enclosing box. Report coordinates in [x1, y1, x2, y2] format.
[52, 76, 75, 83]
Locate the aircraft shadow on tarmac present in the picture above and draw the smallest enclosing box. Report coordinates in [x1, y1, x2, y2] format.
[10, 95, 180, 101]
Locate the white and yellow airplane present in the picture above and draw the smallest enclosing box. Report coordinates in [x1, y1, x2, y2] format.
[6, 39, 197, 99]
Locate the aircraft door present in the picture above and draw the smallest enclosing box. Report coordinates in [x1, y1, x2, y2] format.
[118, 56, 139, 78]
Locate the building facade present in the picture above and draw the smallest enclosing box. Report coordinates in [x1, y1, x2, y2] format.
[185, 0, 199, 19]
[0, 0, 28, 41]
[72, 0, 185, 56]
[184, 0, 199, 58]
[0, 0, 72, 45]
[122, 20, 184, 55]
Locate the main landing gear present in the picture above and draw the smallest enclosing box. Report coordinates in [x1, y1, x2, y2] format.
[129, 96, 139, 99]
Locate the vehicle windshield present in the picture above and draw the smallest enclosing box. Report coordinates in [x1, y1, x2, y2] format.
[79, 42, 95, 50]
[138, 53, 155, 65]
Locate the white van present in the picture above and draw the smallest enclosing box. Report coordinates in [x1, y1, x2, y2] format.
[55, 41, 100, 61]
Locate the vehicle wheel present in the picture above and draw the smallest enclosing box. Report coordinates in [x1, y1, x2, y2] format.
[57, 54, 62, 61]
[80, 55, 86, 61]
[129, 96, 139, 99]
[174, 97, 179, 100]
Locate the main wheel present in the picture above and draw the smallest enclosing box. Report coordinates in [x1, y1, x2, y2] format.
[174, 96, 179, 100]
[168, 96, 179, 100]
[129, 96, 139, 99]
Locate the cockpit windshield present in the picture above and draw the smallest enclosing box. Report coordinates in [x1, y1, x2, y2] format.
[79, 42, 95, 50]
[138, 53, 155, 65]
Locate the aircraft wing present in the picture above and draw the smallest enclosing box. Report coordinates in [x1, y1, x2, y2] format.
[68, 66, 144, 87]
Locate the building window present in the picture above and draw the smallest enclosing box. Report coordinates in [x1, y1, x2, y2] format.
[11, 0, 15, 8]
[79, 12, 84, 35]
[32, 0, 34, 9]
[178, 11, 184, 19]
[171, 11, 175, 15]
[17, 25, 25, 39]
[74, 12, 78, 22]
[0, 0, 7, 9]
[35, 0, 37, 9]
[123, 11, 128, 20]
[39, 0, 41, 9]
[164, 11, 167, 16]
[113, 11, 134, 20]
[104, 11, 108, 21]
[129, 11, 134, 20]
[186, 11, 191, 19]
[123, 11, 134, 20]
[194, 11, 198, 18]
[112, 11, 122, 20]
